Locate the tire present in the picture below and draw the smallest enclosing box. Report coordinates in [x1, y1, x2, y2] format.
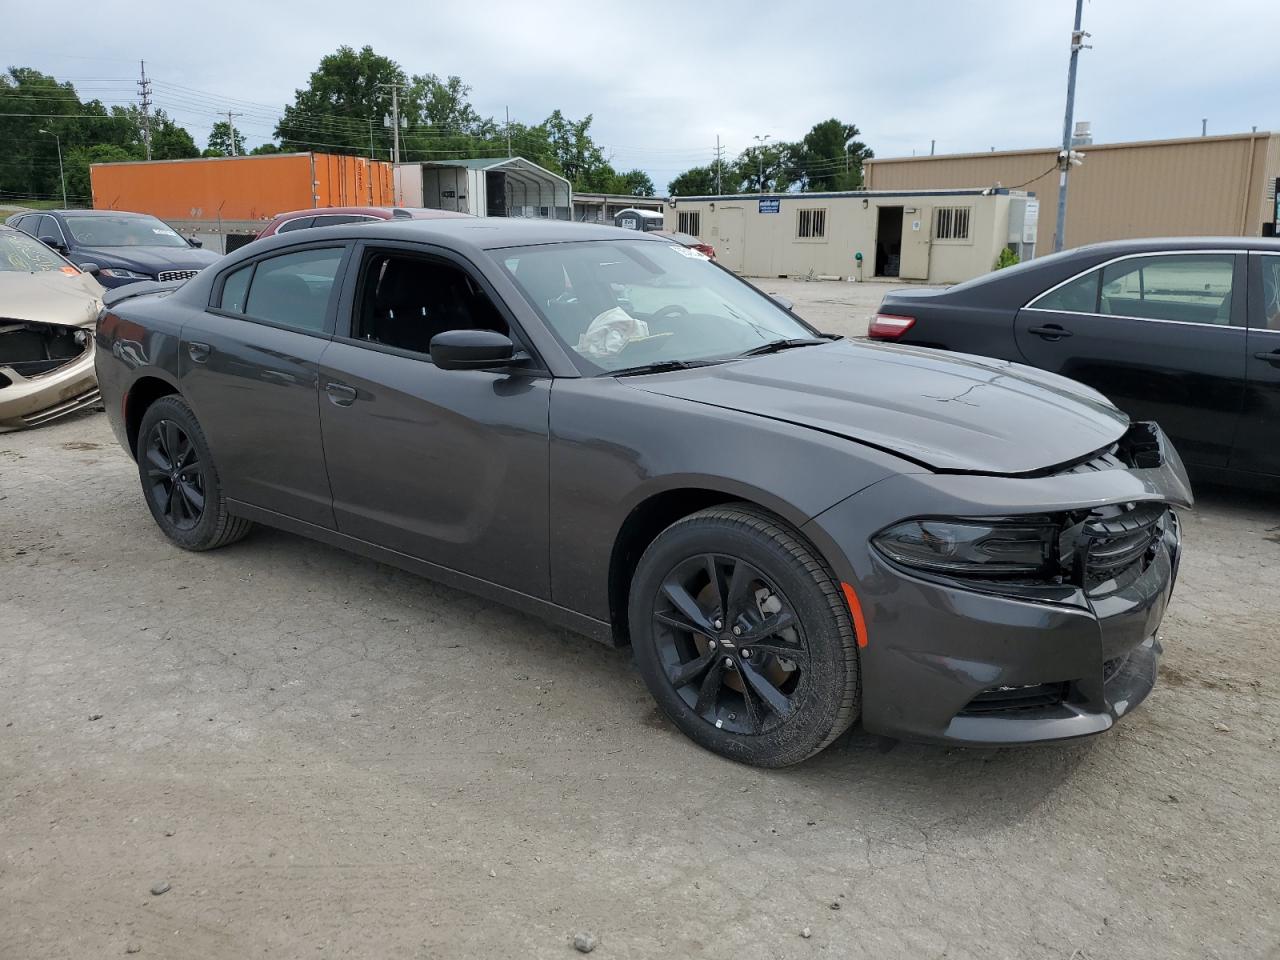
[629, 503, 860, 767]
[135, 395, 253, 552]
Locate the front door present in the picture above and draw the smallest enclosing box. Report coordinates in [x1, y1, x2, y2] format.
[899, 206, 931, 280]
[1015, 251, 1247, 468]
[316, 244, 551, 598]
[180, 244, 349, 528]
[1232, 252, 1280, 477]
[716, 207, 745, 273]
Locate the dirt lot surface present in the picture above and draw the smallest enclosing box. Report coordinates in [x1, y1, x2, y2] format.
[3, 281, 1278, 959]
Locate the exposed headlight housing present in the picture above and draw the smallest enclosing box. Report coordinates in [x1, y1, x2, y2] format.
[99, 268, 152, 280]
[873, 518, 1059, 578]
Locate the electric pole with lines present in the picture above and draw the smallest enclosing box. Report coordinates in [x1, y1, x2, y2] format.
[224, 111, 243, 156]
[137, 60, 153, 160]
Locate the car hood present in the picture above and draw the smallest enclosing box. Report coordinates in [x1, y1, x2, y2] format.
[0, 270, 103, 328]
[627, 339, 1129, 475]
[72, 245, 219, 273]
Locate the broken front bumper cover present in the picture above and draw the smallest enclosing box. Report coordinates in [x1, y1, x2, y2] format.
[0, 326, 99, 431]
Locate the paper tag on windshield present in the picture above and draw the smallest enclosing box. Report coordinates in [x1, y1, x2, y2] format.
[153, 227, 178, 236]
[668, 244, 709, 260]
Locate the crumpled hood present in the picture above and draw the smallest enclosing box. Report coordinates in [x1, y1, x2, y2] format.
[0, 270, 103, 328]
[72, 245, 218, 275]
[628, 339, 1130, 475]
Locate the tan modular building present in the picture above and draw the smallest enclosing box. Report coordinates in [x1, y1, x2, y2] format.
[664, 189, 1032, 283]
[865, 132, 1280, 254]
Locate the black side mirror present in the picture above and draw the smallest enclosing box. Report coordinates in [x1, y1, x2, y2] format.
[430, 329, 518, 370]
[188, 236, 203, 248]
[40, 237, 66, 254]
[78, 261, 100, 275]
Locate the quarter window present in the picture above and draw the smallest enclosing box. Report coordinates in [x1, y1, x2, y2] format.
[276, 217, 315, 233]
[1100, 254, 1235, 325]
[678, 211, 701, 235]
[935, 206, 971, 241]
[219, 248, 343, 333]
[1260, 255, 1280, 330]
[1033, 270, 1100, 313]
[796, 208, 826, 240]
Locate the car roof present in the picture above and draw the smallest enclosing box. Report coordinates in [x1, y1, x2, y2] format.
[1065, 236, 1280, 255]
[288, 217, 669, 251]
[266, 206, 471, 221]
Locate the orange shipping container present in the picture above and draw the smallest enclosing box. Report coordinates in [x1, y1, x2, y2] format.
[90, 153, 395, 223]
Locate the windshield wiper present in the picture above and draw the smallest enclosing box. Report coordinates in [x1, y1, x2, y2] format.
[610, 359, 717, 377]
[736, 338, 827, 358]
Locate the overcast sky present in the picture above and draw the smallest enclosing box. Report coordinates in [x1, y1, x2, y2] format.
[5, 0, 1277, 192]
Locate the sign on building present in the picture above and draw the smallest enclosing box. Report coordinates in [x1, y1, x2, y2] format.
[758, 198, 780, 214]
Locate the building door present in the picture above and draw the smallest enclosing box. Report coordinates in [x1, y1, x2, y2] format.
[716, 207, 745, 272]
[899, 206, 932, 280]
[874, 206, 902, 277]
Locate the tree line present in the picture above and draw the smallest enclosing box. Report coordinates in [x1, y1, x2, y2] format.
[2, 48, 873, 207]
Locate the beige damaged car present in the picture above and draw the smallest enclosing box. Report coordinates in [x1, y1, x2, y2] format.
[0, 224, 104, 430]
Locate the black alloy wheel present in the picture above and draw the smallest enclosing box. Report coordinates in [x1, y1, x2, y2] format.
[653, 553, 808, 736]
[144, 419, 205, 531]
[630, 504, 861, 767]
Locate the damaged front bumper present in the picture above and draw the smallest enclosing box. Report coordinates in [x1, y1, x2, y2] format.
[0, 320, 100, 430]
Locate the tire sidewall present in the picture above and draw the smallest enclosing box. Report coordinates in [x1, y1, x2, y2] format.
[136, 396, 225, 551]
[629, 512, 854, 766]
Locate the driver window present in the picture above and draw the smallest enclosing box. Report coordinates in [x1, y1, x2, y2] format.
[1262, 255, 1280, 331]
[354, 252, 508, 355]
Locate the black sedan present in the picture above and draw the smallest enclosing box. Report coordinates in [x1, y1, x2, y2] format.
[95, 219, 1191, 766]
[871, 237, 1280, 488]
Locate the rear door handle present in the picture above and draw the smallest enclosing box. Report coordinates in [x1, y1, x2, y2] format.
[325, 381, 358, 406]
[1254, 351, 1280, 365]
[1027, 325, 1073, 340]
[187, 341, 211, 363]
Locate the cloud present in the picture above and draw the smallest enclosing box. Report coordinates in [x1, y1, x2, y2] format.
[4, 0, 1276, 191]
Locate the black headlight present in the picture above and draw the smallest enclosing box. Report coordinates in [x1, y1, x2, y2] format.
[873, 518, 1059, 578]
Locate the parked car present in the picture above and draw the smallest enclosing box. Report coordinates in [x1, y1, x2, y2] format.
[95, 219, 1191, 766]
[652, 230, 717, 260]
[254, 205, 472, 240]
[0, 225, 104, 430]
[870, 237, 1280, 488]
[6, 209, 218, 288]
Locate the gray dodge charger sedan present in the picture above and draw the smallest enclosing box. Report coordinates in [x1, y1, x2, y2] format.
[95, 219, 1191, 766]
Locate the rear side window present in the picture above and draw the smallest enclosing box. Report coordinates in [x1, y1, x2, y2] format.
[1033, 270, 1100, 313]
[311, 214, 378, 228]
[1100, 254, 1235, 325]
[218, 248, 344, 334]
[276, 217, 315, 233]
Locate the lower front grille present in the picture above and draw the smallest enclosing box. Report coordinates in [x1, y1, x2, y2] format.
[959, 681, 1069, 716]
[157, 269, 200, 283]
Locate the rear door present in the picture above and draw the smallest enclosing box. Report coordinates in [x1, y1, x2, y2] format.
[1014, 251, 1247, 468]
[180, 242, 350, 527]
[1232, 252, 1280, 477]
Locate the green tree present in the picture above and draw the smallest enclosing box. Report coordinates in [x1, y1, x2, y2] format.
[543, 110, 608, 188]
[207, 120, 246, 157]
[276, 45, 407, 155]
[149, 111, 199, 160]
[249, 142, 284, 155]
[792, 119, 873, 191]
[65, 144, 138, 203]
[610, 168, 656, 196]
[735, 142, 795, 193]
[669, 164, 732, 196]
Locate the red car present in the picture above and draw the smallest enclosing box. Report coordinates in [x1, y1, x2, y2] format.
[255, 206, 470, 239]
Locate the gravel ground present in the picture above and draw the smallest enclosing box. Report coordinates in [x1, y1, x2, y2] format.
[2, 281, 1278, 959]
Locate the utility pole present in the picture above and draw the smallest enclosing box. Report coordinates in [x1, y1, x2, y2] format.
[377, 82, 407, 164]
[224, 111, 243, 156]
[39, 129, 66, 207]
[1201, 118, 1208, 137]
[715, 135, 723, 195]
[505, 106, 512, 158]
[753, 134, 771, 193]
[137, 60, 153, 161]
[1053, 0, 1090, 252]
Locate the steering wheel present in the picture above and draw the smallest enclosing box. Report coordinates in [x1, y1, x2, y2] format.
[652, 304, 689, 321]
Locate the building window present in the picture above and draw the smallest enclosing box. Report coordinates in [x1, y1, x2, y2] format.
[796, 208, 826, 240]
[678, 210, 701, 235]
[935, 206, 971, 241]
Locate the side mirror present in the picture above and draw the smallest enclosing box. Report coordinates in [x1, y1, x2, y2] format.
[770, 293, 794, 311]
[78, 261, 100, 275]
[430, 329, 518, 370]
[41, 237, 66, 254]
[188, 236, 203, 248]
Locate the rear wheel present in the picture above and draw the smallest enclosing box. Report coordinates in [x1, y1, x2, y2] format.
[629, 504, 860, 767]
[136, 395, 253, 551]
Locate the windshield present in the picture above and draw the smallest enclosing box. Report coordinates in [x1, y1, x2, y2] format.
[63, 215, 190, 248]
[501, 239, 815, 373]
[0, 228, 72, 272]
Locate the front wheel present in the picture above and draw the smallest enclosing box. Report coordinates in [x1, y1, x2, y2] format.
[629, 504, 860, 767]
[136, 395, 253, 551]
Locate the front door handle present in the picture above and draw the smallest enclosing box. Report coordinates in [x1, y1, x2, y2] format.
[325, 381, 358, 407]
[187, 341, 211, 363]
[1254, 350, 1280, 365]
[1027, 324, 1073, 341]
